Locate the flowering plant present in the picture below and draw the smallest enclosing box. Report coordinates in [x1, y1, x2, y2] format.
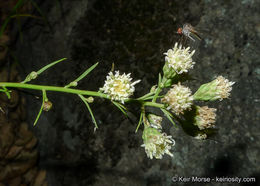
[0, 42, 234, 160]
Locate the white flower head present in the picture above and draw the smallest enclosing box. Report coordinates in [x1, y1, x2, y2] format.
[100, 71, 140, 103]
[194, 106, 217, 130]
[164, 42, 195, 74]
[161, 83, 193, 115]
[141, 127, 175, 159]
[215, 76, 235, 100]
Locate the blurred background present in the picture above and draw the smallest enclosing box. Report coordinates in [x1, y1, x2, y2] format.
[0, 0, 259, 185]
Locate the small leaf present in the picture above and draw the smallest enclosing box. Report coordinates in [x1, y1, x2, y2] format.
[135, 112, 143, 133]
[160, 108, 177, 127]
[0, 0, 24, 37]
[0, 87, 12, 99]
[65, 62, 99, 88]
[111, 62, 115, 72]
[34, 90, 46, 126]
[10, 14, 42, 19]
[112, 101, 128, 117]
[21, 58, 67, 83]
[137, 92, 155, 100]
[79, 94, 98, 129]
[37, 58, 67, 74]
[73, 62, 99, 82]
[29, 0, 52, 31]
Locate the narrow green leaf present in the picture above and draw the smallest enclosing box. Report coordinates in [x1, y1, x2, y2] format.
[0, 0, 24, 37]
[78, 94, 98, 129]
[65, 62, 99, 88]
[111, 62, 115, 72]
[5, 91, 11, 99]
[0, 87, 11, 99]
[113, 101, 127, 110]
[34, 90, 46, 126]
[0, 17, 11, 37]
[10, 14, 43, 19]
[137, 92, 154, 100]
[29, 0, 52, 31]
[160, 108, 177, 127]
[74, 62, 99, 82]
[22, 58, 67, 83]
[12, 0, 25, 11]
[37, 58, 67, 74]
[112, 101, 127, 117]
[135, 112, 143, 133]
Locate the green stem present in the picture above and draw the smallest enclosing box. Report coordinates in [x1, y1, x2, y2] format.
[152, 76, 167, 102]
[137, 91, 155, 100]
[152, 87, 162, 102]
[0, 83, 168, 108]
[143, 101, 164, 109]
[0, 82, 109, 99]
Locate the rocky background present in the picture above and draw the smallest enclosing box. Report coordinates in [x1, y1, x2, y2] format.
[0, 1, 47, 185]
[1, 0, 259, 185]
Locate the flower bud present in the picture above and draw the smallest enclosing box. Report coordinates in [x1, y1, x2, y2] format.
[43, 100, 52, 111]
[23, 71, 38, 83]
[162, 62, 177, 79]
[86, 96, 94, 103]
[193, 76, 235, 101]
[150, 85, 157, 93]
[69, 81, 78, 87]
[193, 106, 217, 130]
[163, 78, 174, 88]
[30, 71, 38, 79]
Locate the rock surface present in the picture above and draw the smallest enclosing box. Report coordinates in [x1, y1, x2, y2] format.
[0, 67, 48, 185]
[14, 0, 260, 185]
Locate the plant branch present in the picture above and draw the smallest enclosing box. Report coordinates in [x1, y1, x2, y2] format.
[0, 82, 109, 99]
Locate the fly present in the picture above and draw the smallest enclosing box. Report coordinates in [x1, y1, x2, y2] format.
[177, 23, 202, 42]
[176, 23, 202, 49]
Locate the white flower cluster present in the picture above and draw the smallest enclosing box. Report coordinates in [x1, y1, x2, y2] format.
[100, 71, 140, 103]
[215, 76, 235, 101]
[142, 128, 175, 159]
[194, 106, 217, 130]
[161, 83, 193, 115]
[164, 42, 195, 74]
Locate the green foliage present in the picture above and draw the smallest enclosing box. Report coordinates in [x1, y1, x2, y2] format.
[33, 89, 46, 126]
